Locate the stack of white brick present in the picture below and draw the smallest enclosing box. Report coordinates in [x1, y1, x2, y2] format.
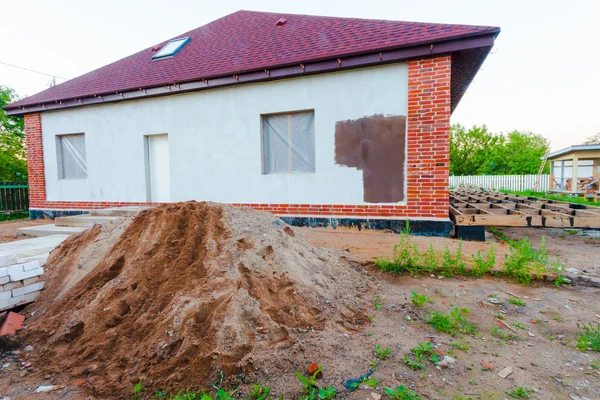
[0, 254, 45, 311]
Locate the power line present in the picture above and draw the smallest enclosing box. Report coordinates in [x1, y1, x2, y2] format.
[0, 60, 67, 80]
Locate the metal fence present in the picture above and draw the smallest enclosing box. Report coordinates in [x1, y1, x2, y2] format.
[0, 182, 29, 212]
[449, 175, 550, 192]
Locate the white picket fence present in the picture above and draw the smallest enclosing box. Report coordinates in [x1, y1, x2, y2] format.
[449, 174, 550, 192]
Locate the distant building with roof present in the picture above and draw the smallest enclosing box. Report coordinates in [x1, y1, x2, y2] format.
[548, 144, 600, 194]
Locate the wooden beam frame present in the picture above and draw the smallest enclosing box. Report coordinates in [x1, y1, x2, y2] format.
[450, 189, 600, 228]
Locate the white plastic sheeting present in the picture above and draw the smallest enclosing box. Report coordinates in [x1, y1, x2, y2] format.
[58, 133, 87, 179]
[262, 112, 315, 174]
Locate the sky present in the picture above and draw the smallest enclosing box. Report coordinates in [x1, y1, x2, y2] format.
[1, 0, 598, 151]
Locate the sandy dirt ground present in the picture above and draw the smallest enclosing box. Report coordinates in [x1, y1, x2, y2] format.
[0, 219, 48, 243]
[0, 222, 599, 400]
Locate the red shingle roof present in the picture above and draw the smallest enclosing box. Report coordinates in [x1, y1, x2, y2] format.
[8, 10, 499, 109]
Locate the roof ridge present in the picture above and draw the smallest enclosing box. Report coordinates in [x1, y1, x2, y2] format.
[234, 9, 498, 30]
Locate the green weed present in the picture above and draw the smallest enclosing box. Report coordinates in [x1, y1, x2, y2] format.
[502, 237, 549, 284]
[421, 243, 439, 273]
[373, 295, 384, 310]
[506, 386, 534, 399]
[590, 360, 600, 369]
[249, 384, 271, 400]
[449, 341, 469, 351]
[486, 226, 510, 243]
[411, 291, 431, 307]
[132, 380, 146, 399]
[576, 323, 600, 351]
[351, 377, 379, 390]
[295, 367, 321, 398]
[410, 342, 433, 360]
[441, 241, 466, 276]
[383, 385, 422, 400]
[402, 341, 436, 370]
[374, 344, 393, 360]
[428, 307, 476, 336]
[368, 360, 379, 369]
[491, 325, 520, 341]
[402, 355, 425, 370]
[470, 244, 496, 277]
[508, 297, 526, 307]
[512, 323, 527, 330]
[318, 386, 336, 400]
[554, 275, 570, 287]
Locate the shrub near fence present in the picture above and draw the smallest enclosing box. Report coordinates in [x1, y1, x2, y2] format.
[0, 182, 29, 212]
[449, 175, 550, 192]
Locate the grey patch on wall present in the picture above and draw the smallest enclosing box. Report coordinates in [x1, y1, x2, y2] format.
[335, 114, 406, 203]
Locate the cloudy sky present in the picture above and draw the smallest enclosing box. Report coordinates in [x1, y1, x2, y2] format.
[1, 0, 597, 150]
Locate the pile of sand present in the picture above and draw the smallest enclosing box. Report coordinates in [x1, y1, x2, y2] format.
[21, 202, 371, 396]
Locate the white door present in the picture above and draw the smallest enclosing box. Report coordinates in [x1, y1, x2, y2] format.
[146, 134, 170, 202]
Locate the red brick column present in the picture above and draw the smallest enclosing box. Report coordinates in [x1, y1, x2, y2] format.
[405, 56, 451, 219]
[24, 114, 46, 209]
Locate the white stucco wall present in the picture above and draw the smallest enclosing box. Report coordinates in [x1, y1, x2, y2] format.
[40, 63, 408, 205]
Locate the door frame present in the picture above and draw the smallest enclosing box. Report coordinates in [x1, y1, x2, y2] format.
[144, 133, 170, 202]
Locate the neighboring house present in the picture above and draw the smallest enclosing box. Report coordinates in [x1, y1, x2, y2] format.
[4, 10, 499, 235]
[547, 144, 600, 194]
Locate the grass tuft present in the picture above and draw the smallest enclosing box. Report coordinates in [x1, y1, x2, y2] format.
[428, 307, 476, 336]
[411, 291, 431, 307]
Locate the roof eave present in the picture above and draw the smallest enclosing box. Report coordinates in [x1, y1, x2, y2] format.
[4, 31, 497, 117]
[548, 145, 600, 159]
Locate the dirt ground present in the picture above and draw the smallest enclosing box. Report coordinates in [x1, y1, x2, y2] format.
[1, 220, 599, 400]
[0, 219, 48, 243]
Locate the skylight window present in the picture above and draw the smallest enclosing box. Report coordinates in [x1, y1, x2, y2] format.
[152, 37, 191, 60]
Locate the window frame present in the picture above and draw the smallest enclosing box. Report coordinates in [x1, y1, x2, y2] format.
[56, 132, 87, 180]
[260, 109, 316, 175]
[152, 37, 191, 61]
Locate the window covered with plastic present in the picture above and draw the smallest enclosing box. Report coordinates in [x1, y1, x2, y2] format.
[57, 133, 87, 179]
[262, 111, 315, 174]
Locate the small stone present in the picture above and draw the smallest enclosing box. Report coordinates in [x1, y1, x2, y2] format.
[23, 362, 32, 368]
[23, 345, 33, 352]
[34, 385, 57, 393]
[19, 371, 27, 378]
[371, 392, 382, 400]
[342, 333, 350, 340]
[439, 356, 455, 369]
[405, 315, 412, 321]
[528, 332, 535, 337]
[486, 298, 503, 305]
[497, 366, 514, 378]
[44, 375, 51, 380]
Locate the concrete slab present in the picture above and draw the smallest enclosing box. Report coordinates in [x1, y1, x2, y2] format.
[0, 235, 71, 264]
[55, 215, 121, 228]
[17, 224, 85, 237]
[89, 206, 150, 217]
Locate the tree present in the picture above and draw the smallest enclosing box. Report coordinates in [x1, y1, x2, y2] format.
[0, 86, 27, 181]
[450, 124, 549, 176]
[450, 124, 504, 175]
[583, 133, 600, 145]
